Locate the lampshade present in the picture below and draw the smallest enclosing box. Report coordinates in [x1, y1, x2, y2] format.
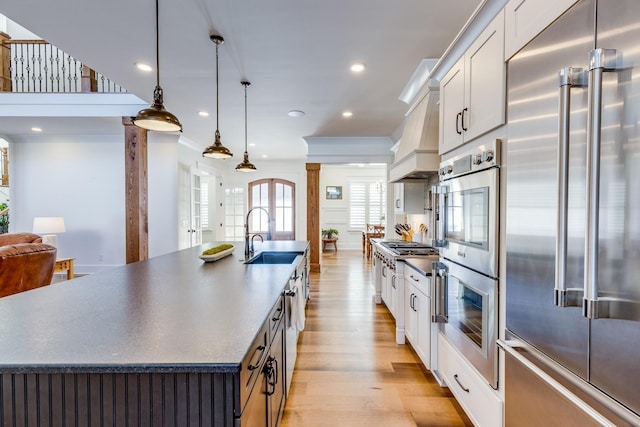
[33, 217, 66, 234]
[202, 34, 233, 159]
[33, 217, 65, 247]
[236, 81, 257, 172]
[132, 0, 182, 133]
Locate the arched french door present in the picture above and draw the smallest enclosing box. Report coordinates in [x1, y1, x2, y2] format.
[249, 178, 295, 240]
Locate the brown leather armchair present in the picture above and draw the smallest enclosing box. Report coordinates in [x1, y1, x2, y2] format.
[0, 232, 57, 298]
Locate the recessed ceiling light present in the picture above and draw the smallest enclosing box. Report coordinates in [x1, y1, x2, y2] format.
[288, 110, 305, 118]
[249, 143, 256, 147]
[198, 111, 209, 117]
[342, 111, 353, 118]
[31, 127, 42, 132]
[350, 63, 366, 73]
[262, 154, 268, 158]
[135, 62, 153, 72]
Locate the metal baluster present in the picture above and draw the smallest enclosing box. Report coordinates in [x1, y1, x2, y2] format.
[37, 43, 43, 92]
[55, 48, 60, 92]
[19, 43, 25, 92]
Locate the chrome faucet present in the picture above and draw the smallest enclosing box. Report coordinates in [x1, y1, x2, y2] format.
[245, 206, 272, 259]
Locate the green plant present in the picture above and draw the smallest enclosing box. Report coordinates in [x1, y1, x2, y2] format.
[0, 202, 8, 234]
[321, 228, 339, 238]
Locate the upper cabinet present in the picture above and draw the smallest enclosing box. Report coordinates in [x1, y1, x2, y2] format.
[394, 183, 426, 214]
[504, 0, 578, 60]
[439, 10, 505, 155]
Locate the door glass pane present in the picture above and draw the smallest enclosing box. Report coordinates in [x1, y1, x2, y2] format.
[449, 280, 486, 350]
[446, 187, 489, 249]
[249, 179, 295, 239]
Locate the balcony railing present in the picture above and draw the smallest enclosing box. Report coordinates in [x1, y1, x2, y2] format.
[0, 39, 126, 94]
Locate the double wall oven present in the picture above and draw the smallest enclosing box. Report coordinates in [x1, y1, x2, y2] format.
[433, 139, 500, 389]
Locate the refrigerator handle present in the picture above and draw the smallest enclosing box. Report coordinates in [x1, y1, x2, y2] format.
[431, 261, 447, 323]
[555, 67, 586, 308]
[584, 49, 617, 320]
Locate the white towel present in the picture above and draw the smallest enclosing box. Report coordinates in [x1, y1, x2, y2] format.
[289, 277, 306, 332]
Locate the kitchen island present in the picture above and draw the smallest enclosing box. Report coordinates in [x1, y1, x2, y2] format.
[0, 240, 309, 426]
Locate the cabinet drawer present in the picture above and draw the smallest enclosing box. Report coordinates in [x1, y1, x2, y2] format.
[438, 333, 503, 427]
[405, 264, 430, 297]
[239, 322, 269, 416]
[269, 296, 285, 343]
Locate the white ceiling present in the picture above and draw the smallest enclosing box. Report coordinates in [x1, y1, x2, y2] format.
[0, 0, 482, 160]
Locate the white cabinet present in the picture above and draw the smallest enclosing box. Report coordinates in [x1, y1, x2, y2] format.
[439, 9, 506, 155]
[438, 333, 503, 427]
[504, 0, 578, 60]
[381, 260, 398, 319]
[404, 265, 433, 369]
[393, 183, 426, 214]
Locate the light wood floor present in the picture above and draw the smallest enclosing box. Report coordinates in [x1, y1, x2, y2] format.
[281, 249, 473, 427]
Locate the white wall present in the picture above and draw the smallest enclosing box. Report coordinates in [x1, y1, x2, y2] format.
[320, 164, 387, 249]
[7, 132, 179, 274]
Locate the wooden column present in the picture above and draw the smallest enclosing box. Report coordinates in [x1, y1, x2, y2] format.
[81, 65, 97, 92]
[0, 32, 12, 92]
[122, 117, 149, 264]
[306, 163, 321, 273]
[1, 147, 8, 186]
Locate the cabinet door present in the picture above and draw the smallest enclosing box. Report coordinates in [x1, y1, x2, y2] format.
[414, 290, 431, 367]
[394, 183, 426, 214]
[267, 325, 285, 427]
[381, 262, 389, 306]
[389, 271, 397, 319]
[393, 183, 404, 214]
[504, 0, 578, 60]
[464, 9, 505, 142]
[439, 58, 465, 155]
[405, 284, 418, 344]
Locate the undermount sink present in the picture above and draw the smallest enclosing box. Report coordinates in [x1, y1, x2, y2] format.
[244, 251, 301, 264]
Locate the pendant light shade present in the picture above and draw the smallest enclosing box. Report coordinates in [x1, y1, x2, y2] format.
[133, 0, 182, 132]
[236, 81, 257, 172]
[202, 34, 233, 159]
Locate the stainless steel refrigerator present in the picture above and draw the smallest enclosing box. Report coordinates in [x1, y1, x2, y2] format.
[504, 0, 640, 425]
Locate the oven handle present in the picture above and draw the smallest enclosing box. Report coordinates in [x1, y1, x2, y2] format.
[431, 185, 447, 248]
[431, 261, 447, 323]
[555, 67, 586, 308]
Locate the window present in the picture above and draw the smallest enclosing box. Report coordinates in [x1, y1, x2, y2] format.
[201, 181, 209, 228]
[349, 180, 386, 229]
[249, 179, 295, 240]
[224, 187, 245, 241]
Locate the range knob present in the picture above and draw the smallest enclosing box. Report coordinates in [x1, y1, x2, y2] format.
[446, 165, 453, 174]
[473, 154, 483, 165]
[483, 150, 494, 163]
[439, 167, 446, 176]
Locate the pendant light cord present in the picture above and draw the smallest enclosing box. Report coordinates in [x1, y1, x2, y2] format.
[244, 83, 248, 154]
[155, 0, 160, 88]
[215, 41, 220, 134]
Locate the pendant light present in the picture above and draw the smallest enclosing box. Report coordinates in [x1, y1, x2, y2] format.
[236, 81, 257, 172]
[202, 34, 233, 159]
[133, 0, 182, 132]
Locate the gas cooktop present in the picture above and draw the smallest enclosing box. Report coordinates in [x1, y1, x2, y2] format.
[379, 241, 439, 256]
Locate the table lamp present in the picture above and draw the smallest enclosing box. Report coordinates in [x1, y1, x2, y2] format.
[33, 217, 65, 247]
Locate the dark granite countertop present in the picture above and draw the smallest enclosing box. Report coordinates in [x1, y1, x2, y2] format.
[0, 240, 309, 373]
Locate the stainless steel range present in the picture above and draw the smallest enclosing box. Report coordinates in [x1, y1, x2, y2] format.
[372, 239, 439, 346]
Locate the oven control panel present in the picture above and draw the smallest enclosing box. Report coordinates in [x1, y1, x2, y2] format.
[439, 139, 501, 180]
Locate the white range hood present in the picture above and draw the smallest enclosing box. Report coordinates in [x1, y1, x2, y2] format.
[389, 87, 440, 183]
